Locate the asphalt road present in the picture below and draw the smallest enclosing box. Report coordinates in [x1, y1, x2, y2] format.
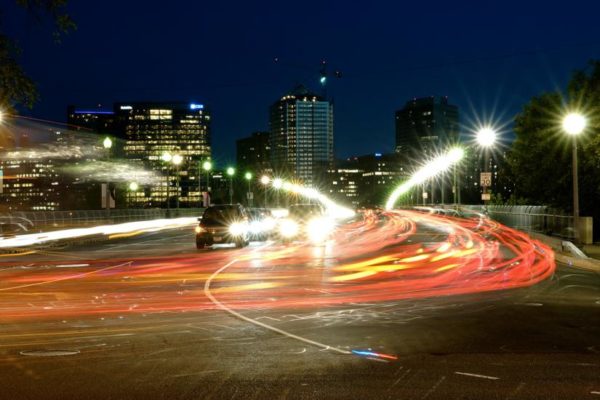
[0, 211, 599, 399]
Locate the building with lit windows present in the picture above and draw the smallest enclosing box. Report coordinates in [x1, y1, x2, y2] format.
[395, 96, 459, 156]
[327, 166, 362, 207]
[67, 106, 115, 136]
[236, 131, 271, 174]
[114, 102, 211, 208]
[269, 85, 333, 186]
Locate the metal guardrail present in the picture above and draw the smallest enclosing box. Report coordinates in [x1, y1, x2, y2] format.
[454, 205, 575, 240]
[0, 208, 205, 233]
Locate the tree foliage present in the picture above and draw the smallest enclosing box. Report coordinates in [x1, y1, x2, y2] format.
[508, 60, 600, 221]
[0, 0, 75, 113]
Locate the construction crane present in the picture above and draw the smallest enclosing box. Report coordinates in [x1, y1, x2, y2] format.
[273, 57, 342, 99]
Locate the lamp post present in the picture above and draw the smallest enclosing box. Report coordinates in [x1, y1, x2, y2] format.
[476, 127, 497, 205]
[172, 154, 183, 210]
[245, 172, 253, 207]
[161, 152, 172, 217]
[202, 160, 212, 207]
[128, 182, 139, 208]
[227, 167, 235, 204]
[260, 175, 270, 207]
[103, 137, 113, 214]
[272, 178, 283, 207]
[562, 112, 587, 243]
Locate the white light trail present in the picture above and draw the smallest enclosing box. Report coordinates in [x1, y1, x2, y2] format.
[385, 147, 464, 210]
[0, 217, 197, 248]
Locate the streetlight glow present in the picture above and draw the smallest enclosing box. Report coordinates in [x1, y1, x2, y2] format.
[129, 182, 139, 191]
[562, 113, 586, 135]
[476, 127, 497, 148]
[244, 172, 252, 180]
[272, 178, 283, 189]
[103, 137, 113, 149]
[161, 152, 172, 162]
[260, 175, 270, 185]
[202, 161, 212, 171]
[227, 167, 235, 176]
[172, 154, 183, 165]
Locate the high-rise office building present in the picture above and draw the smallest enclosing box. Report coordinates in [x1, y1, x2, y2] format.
[115, 102, 211, 208]
[395, 96, 459, 156]
[67, 106, 115, 136]
[236, 131, 271, 174]
[269, 85, 333, 187]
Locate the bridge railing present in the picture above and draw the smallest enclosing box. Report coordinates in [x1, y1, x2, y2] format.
[0, 208, 205, 233]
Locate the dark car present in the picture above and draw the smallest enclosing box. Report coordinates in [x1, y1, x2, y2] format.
[195, 205, 249, 249]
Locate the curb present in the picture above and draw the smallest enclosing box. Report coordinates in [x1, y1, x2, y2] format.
[528, 231, 600, 273]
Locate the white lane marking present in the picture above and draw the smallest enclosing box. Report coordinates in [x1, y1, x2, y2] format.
[204, 244, 351, 356]
[56, 263, 90, 268]
[455, 371, 500, 380]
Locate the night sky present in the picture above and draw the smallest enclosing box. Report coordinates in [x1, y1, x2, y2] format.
[7, 0, 600, 164]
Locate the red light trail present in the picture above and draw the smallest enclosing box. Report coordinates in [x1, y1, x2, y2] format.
[0, 210, 555, 323]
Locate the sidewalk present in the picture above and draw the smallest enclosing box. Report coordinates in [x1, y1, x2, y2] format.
[528, 232, 600, 273]
[582, 244, 600, 260]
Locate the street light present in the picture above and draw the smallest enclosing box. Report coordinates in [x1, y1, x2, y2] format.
[227, 167, 235, 204]
[260, 175, 270, 207]
[172, 155, 183, 210]
[245, 172, 253, 207]
[129, 182, 139, 191]
[272, 178, 283, 207]
[103, 137, 113, 214]
[201, 160, 212, 207]
[476, 127, 498, 205]
[161, 152, 172, 216]
[562, 112, 587, 242]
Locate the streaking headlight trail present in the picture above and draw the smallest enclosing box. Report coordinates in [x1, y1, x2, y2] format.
[385, 147, 464, 210]
[0, 217, 198, 248]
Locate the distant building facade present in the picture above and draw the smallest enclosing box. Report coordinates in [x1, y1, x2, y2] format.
[236, 131, 271, 174]
[395, 96, 459, 156]
[67, 106, 116, 136]
[269, 85, 333, 186]
[115, 102, 211, 207]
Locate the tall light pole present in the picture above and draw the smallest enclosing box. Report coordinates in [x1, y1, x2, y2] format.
[260, 175, 270, 207]
[172, 154, 183, 210]
[202, 160, 212, 207]
[476, 127, 497, 205]
[562, 112, 587, 243]
[272, 178, 283, 207]
[227, 167, 235, 204]
[245, 172, 253, 207]
[161, 152, 172, 217]
[103, 137, 113, 214]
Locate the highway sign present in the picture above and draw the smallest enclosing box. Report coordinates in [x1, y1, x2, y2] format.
[480, 172, 492, 187]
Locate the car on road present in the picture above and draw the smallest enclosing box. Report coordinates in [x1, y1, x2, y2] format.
[277, 204, 334, 244]
[195, 204, 250, 249]
[247, 208, 276, 241]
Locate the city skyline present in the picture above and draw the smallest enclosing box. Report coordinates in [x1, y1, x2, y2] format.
[6, 1, 600, 160]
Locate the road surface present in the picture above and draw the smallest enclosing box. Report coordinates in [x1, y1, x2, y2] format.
[0, 210, 598, 399]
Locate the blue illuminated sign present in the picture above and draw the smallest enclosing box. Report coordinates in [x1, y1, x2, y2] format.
[375, 152, 382, 157]
[190, 103, 204, 110]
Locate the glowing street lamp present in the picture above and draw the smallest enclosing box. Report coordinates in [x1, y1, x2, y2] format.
[260, 175, 270, 206]
[227, 167, 235, 204]
[161, 152, 172, 162]
[245, 172, 253, 207]
[172, 155, 183, 209]
[129, 182, 139, 191]
[476, 127, 498, 204]
[103, 137, 113, 213]
[475, 127, 497, 148]
[562, 112, 587, 242]
[272, 178, 283, 206]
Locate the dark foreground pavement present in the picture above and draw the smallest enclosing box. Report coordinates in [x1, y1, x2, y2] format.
[0, 229, 599, 399]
